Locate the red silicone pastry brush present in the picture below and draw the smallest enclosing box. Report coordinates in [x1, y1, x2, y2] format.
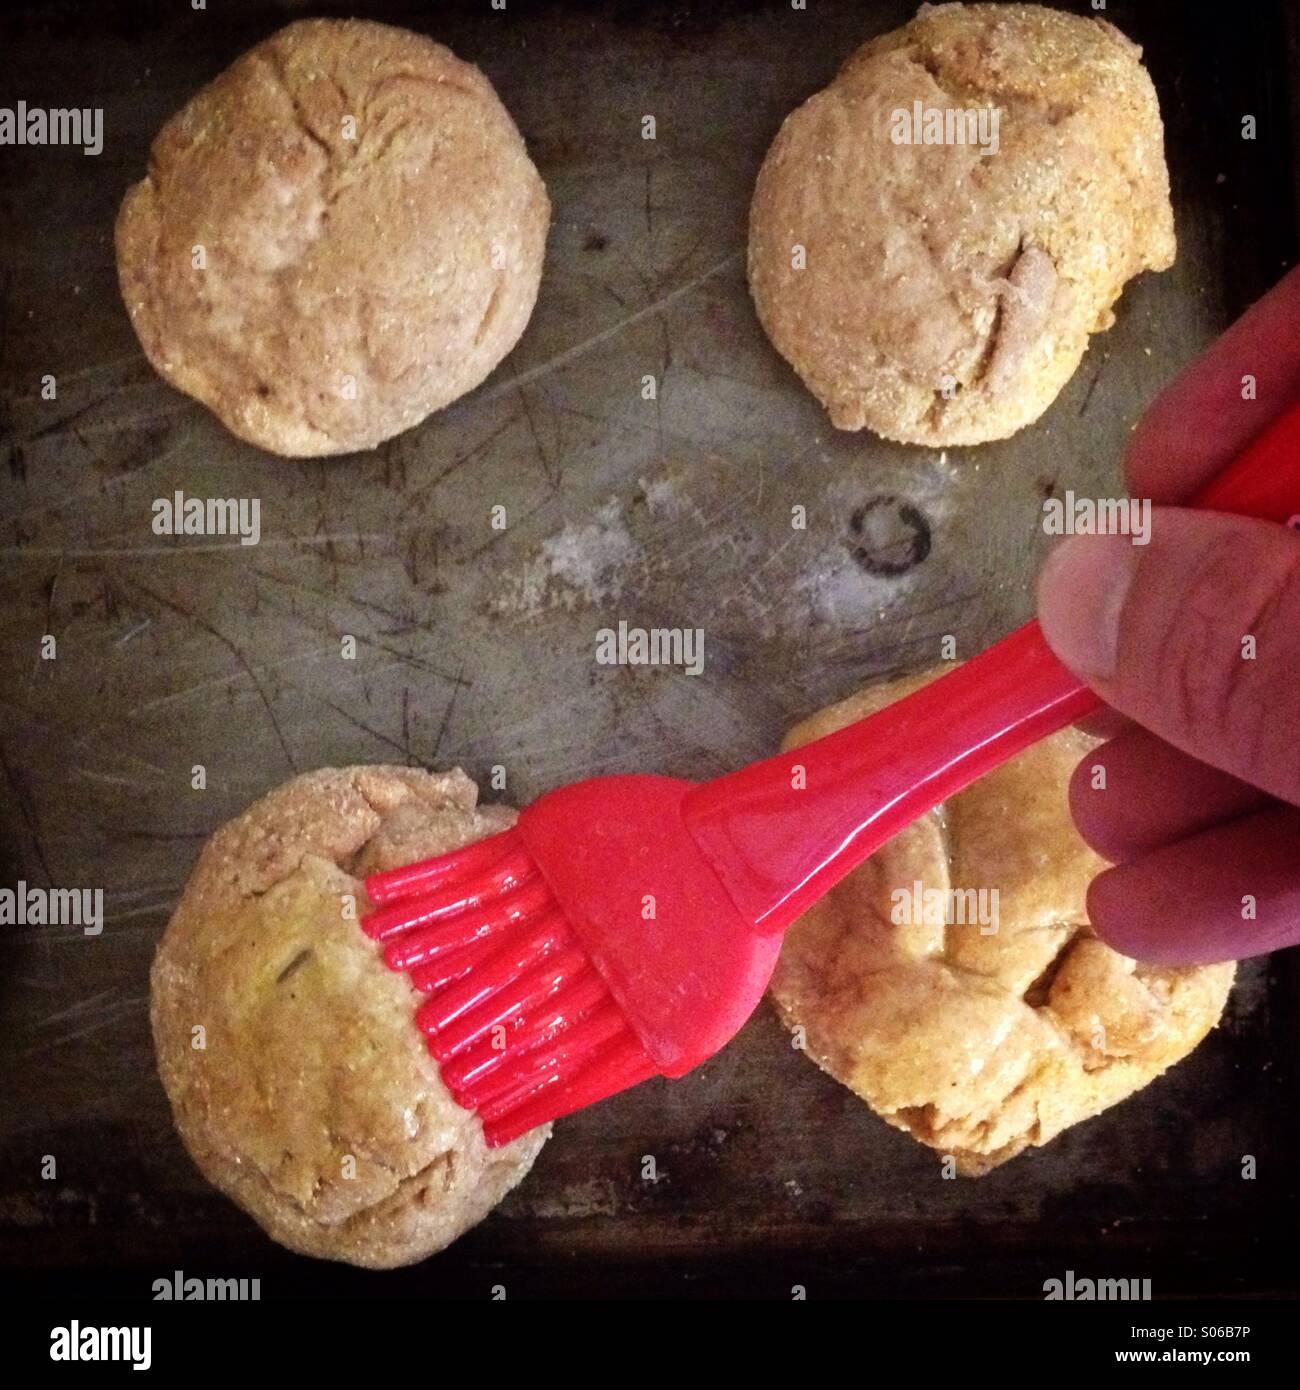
[364, 400, 1300, 1146]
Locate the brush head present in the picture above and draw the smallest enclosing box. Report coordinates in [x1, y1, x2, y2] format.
[363, 775, 783, 1144]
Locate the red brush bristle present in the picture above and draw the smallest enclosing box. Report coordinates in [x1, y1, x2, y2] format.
[362, 828, 656, 1147]
[381, 878, 554, 971]
[408, 932, 510, 995]
[416, 910, 574, 1039]
[363, 842, 538, 941]
[436, 963, 609, 1092]
[455, 998, 628, 1108]
[428, 947, 599, 1062]
[364, 829, 526, 904]
[480, 1032, 657, 1147]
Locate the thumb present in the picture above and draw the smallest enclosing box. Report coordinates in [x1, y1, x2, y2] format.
[1036, 509, 1300, 807]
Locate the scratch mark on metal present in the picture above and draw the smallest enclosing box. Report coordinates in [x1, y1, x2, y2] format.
[474, 253, 741, 404]
[1078, 361, 1105, 417]
[114, 617, 152, 646]
[321, 699, 411, 759]
[431, 666, 465, 763]
[0, 739, 53, 887]
[518, 385, 560, 491]
[124, 577, 298, 775]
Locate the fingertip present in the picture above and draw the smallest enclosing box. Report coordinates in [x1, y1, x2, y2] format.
[1085, 865, 1150, 958]
[1124, 265, 1300, 501]
[1067, 753, 1124, 864]
[1035, 531, 1137, 683]
[1086, 864, 1213, 964]
[1073, 704, 1131, 740]
[1087, 808, 1300, 966]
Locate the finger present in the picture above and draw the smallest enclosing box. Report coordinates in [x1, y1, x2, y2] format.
[1125, 264, 1300, 502]
[1037, 511, 1300, 806]
[1087, 805, 1300, 964]
[1069, 726, 1269, 863]
[1074, 705, 1131, 740]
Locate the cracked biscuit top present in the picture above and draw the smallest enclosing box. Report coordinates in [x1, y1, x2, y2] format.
[770, 668, 1234, 1175]
[747, 2, 1176, 445]
[150, 765, 547, 1267]
[116, 19, 549, 456]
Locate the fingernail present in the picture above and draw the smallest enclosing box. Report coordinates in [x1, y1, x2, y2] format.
[1036, 533, 1141, 680]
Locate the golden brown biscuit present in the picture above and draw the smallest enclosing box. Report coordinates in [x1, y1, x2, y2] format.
[116, 19, 549, 456]
[150, 765, 546, 1267]
[770, 669, 1234, 1174]
[748, 3, 1175, 445]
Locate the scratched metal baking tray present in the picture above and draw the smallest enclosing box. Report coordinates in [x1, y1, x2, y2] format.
[1, 0, 1298, 1298]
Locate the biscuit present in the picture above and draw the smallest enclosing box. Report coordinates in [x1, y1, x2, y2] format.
[116, 19, 549, 456]
[770, 669, 1234, 1174]
[150, 765, 547, 1267]
[748, 3, 1176, 445]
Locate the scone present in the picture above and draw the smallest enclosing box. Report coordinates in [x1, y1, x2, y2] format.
[748, 3, 1176, 445]
[770, 669, 1234, 1174]
[116, 19, 549, 456]
[150, 765, 548, 1267]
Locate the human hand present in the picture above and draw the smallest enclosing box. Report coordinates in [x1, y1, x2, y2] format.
[1036, 265, 1300, 964]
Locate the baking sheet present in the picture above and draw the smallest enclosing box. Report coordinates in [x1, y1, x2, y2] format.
[1, 0, 1298, 1297]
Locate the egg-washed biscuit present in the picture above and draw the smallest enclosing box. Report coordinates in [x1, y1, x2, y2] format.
[748, 3, 1176, 445]
[770, 668, 1234, 1174]
[116, 19, 549, 456]
[150, 765, 547, 1267]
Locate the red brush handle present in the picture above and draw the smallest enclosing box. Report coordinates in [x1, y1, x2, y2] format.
[685, 398, 1300, 933]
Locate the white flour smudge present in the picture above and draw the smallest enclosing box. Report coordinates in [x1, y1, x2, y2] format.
[492, 498, 638, 616]
[636, 473, 681, 516]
